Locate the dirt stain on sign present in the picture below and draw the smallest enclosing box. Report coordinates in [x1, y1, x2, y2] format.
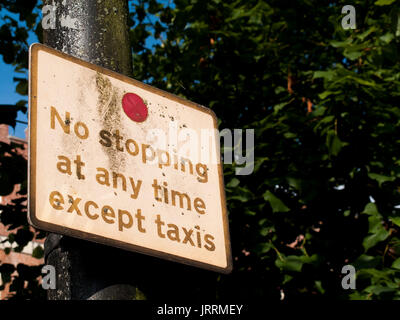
[95, 72, 126, 172]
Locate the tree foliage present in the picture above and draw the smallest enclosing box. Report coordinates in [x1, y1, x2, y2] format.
[0, 0, 45, 299]
[1, 0, 400, 300]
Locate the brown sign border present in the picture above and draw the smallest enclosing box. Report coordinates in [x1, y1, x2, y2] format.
[28, 43, 232, 274]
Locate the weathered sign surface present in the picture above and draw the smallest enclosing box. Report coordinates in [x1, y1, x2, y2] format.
[28, 43, 232, 273]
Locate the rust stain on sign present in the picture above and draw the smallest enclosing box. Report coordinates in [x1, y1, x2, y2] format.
[95, 72, 126, 172]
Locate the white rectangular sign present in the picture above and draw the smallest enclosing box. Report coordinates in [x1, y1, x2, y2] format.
[28, 43, 232, 273]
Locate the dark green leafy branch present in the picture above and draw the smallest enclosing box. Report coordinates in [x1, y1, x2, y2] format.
[1, 0, 400, 300]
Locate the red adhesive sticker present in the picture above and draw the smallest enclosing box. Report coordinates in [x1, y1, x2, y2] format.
[122, 92, 148, 122]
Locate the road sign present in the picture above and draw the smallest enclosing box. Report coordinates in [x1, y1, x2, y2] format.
[28, 43, 232, 273]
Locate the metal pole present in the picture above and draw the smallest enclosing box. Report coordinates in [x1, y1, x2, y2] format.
[43, 0, 132, 75]
[42, 0, 217, 300]
[42, 0, 140, 300]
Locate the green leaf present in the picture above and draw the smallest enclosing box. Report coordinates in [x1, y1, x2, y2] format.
[275, 255, 303, 272]
[284, 132, 296, 139]
[344, 50, 362, 61]
[255, 242, 273, 254]
[326, 131, 343, 156]
[228, 194, 249, 202]
[368, 173, 395, 187]
[8, 233, 15, 244]
[273, 101, 290, 114]
[375, 0, 396, 6]
[389, 216, 400, 227]
[318, 115, 335, 125]
[253, 157, 268, 173]
[260, 227, 269, 236]
[330, 39, 352, 48]
[380, 32, 394, 43]
[315, 280, 325, 294]
[318, 91, 336, 100]
[361, 203, 390, 251]
[363, 229, 390, 251]
[349, 292, 368, 300]
[362, 202, 379, 216]
[274, 86, 286, 94]
[244, 208, 257, 216]
[15, 79, 28, 96]
[275, 254, 317, 272]
[32, 246, 44, 259]
[283, 274, 293, 284]
[392, 258, 400, 270]
[263, 191, 290, 213]
[357, 268, 396, 281]
[357, 27, 376, 40]
[313, 70, 334, 81]
[312, 106, 326, 116]
[353, 254, 381, 269]
[15, 100, 27, 109]
[227, 187, 253, 202]
[368, 214, 384, 233]
[286, 177, 301, 191]
[350, 76, 376, 87]
[365, 285, 397, 295]
[227, 178, 240, 188]
[393, 11, 400, 36]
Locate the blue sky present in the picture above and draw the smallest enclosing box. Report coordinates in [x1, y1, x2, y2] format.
[0, 8, 38, 139]
[0, 56, 29, 139]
